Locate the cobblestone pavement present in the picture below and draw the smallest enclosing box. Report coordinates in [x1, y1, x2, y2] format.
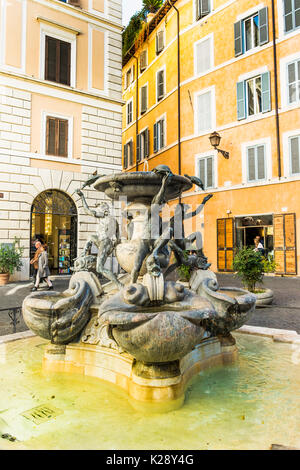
[217, 273, 300, 334]
[0, 277, 69, 336]
[0, 273, 300, 336]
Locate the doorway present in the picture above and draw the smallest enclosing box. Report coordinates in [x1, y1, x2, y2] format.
[30, 190, 77, 275]
[235, 214, 274, 257]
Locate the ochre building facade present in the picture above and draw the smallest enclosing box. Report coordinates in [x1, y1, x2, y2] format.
[122, 0, 300, 275]
[0, 0, 123, 279]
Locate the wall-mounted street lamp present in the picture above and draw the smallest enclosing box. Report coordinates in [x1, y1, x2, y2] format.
[209, 131, 229, 159]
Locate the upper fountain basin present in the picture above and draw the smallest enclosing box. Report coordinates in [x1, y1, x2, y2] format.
[93, 172, 192, 203]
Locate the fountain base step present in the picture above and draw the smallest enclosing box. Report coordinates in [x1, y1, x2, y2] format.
[42, 336, 238, 411]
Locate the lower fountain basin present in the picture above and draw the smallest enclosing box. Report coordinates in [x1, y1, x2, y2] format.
[0, 332, 299, 450]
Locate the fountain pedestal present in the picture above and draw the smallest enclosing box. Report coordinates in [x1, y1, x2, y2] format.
[22, 170, 255, 412]
[43, 330, 237, 411]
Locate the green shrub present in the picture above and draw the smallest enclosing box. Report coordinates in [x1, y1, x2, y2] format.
[233, 247, 264, 292]
[176, 250, 192, 281]
[0, 238, 24, 275]
[262, 256, 277, 273]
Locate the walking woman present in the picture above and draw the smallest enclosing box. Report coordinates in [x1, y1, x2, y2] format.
[31, 244, 53, 292]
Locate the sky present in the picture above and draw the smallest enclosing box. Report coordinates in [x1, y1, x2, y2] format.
[122, 0, 143, 26]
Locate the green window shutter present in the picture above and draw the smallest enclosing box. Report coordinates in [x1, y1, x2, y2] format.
[234, 21, 243, 56]
[154, 123, 158, 153]
[145, 129, 150, 158]
[261, 72, 271, 113]
[136, 134, 141, 162]
[259, 7, 269, 45]
[283, 0, 294, 32]
[237, 81, 246, 120]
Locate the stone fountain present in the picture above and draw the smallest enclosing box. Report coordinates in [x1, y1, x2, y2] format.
[22, 168, 256, 410]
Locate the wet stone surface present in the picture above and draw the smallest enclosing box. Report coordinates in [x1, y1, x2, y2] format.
[217, 273, 300, 334]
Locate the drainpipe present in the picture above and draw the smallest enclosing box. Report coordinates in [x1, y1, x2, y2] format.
[132, 55, 139, 171]
[167, 0, 181, 179]
[271, 0, 281, 179]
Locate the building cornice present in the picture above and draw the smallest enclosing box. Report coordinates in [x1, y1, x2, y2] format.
[0, 70, 125, 110]
[32, 0, 123, 32]
[36, 16, 82, 35]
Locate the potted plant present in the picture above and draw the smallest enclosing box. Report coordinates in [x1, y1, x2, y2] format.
[232, 247, 273, 306]
[0, 238, 24, 285]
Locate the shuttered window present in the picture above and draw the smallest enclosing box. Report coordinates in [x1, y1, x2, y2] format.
[195, 36, 212, 75]
[137, 128, 149, 161]
[157, 70, 165, 101]
[196, 0, 211, 20]
[126, 100, 133, 125]
[124, 141, 133, 168]
[45, 36, 71, 86]
[59, 0, 81, 4]
[123, 143, 128, 169]
[154, 119, 165, 153]
[141, 85, 147, 114]
[125, 69, 131, 89]
[156, 31, 164, 55]
[234, 7, 268, 57]
[284, 0, 300, 33]
[46, 117, 68, 157]
[196, 91, 212, 133]
[125, 66, 135, 88]
[287, 59, 300, 104]
[289, 135, 300, 175]
[197, 155, 214, 189]
[237, 72, 271, 120]
[140, 50, 147, 72]
[247, 76, 262, 115]
[247, 144, 266, 182]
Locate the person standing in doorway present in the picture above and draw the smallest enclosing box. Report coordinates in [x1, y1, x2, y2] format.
[31, 244, 53, 292]
[253, 236, 265, 256]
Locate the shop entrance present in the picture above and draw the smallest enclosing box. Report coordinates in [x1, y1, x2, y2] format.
[30, 190, 77, 275]
[235, 214, 274, 257]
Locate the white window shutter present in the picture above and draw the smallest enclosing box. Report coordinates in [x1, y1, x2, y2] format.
[199, 159, 206, 186]
[196, 37, 211, 75]
[257, 145, 266, 179]
[197, 91, 211, 133]
[156, 31, 164, 54]
[247, 147, 256, 181]
[206, 156, 213, 187]
[290, 136, 300, 174]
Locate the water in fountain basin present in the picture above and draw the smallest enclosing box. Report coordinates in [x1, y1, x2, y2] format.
[0, 334, 299, 450]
